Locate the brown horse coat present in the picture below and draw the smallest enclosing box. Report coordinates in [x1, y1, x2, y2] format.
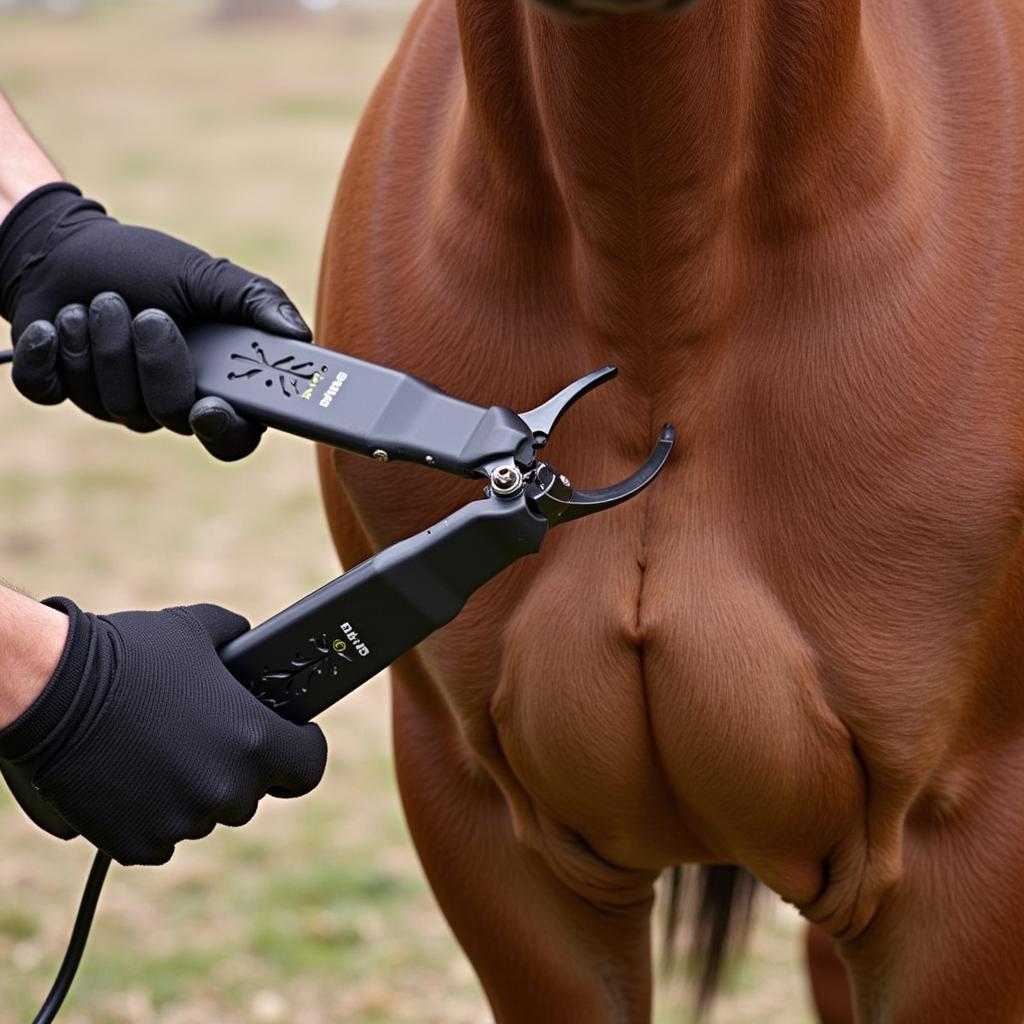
[316, 1, 1024, 1020]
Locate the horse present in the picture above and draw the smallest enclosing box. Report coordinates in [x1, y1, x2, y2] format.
[314, 1, 1024, 1020]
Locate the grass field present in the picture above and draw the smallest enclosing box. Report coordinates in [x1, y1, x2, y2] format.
[0, 4, 815, 1021]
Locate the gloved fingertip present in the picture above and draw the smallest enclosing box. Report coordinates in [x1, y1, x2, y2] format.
[88, 293, 132, 359]
[148, 845, 175, 868]
[89, 291, 130, 320]
[254, 300, 313, 342]
[267, 722, 328, 800]
[308, 722, 329, 775]
[197, 429, 263, 463]
[118, 842, 175, 868]
[188, 396, 232, 437]
[132, 308, 175, 348]
[126, 419, 161, 435]
[191, 397, 264, 462]
[19, 320, 57, 366]
[55, 301, 89, 337]
[132, 311, 194, 434]
[279, 302, 313, 339]
[181, 819, 217, 843]
[217, 798, 259, 830]
[12, 321, 65, 405]
[181, 603, 251, 648]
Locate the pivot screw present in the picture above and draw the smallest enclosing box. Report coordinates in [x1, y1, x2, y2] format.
[490, 465, 524, 496]
[559, 475, 572, 488]
[372, 449, 389, 463]
[425, 455, 436, 466]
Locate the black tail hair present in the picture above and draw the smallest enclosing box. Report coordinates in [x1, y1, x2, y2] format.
[662, 865, 760, 1018]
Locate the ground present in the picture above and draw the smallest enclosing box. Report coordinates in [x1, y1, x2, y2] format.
[0, 3, 814, 1021]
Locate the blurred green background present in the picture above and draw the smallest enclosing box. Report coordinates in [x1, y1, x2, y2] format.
[0, 4, 814, 1021]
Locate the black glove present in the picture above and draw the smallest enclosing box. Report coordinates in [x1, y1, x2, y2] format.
[0, 182, 312, 461]
[0, 598, 328, 866]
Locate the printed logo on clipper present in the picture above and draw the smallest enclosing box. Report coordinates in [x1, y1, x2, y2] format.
[340, 621, 370, 657]
[319, 371, 348, 409]
[299, 371, 324, 401]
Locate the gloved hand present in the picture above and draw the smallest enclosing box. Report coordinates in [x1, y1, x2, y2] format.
[0, 182, 312, 461]
[0, 597, 328, 866]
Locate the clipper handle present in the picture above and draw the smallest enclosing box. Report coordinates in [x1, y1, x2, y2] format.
[186, 325, 535, 477]
[218, 493, 549, 723]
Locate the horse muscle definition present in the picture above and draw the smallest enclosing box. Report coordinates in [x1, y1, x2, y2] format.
[316, 2, 1024, 1020]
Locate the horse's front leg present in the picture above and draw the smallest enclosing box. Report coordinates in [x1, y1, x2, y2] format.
[391, 661, 657, 1024]
[806, 924, 854, 1024]
[838, 742, 1024, 1023]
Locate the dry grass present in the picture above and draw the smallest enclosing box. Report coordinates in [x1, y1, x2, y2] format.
[0, 4, 814, 1021]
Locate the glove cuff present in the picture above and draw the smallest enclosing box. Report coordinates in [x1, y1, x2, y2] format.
[0, 597, 92, 763]
[0, 183, 97, 323]
[0, 181, 81, 235]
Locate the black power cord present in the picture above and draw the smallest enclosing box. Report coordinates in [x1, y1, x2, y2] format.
[32, 850, 111, 1024]
[0, 350, 12, 365]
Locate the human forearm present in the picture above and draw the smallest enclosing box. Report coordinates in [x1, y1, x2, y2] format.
[0, 93, 62, 220]
[0, 584, 68, 730]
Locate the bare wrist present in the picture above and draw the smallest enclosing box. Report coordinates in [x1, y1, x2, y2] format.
[0, 94, 63, 221]
[0, 595, 69, 731]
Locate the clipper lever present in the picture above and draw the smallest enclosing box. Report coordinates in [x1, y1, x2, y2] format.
[517, 365, 618, 449]
[529, 424, 676, 526]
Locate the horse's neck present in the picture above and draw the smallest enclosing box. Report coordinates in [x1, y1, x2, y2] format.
[451, 1, 911, 346]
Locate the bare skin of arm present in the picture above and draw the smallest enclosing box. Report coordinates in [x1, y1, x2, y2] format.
[0, 585, 68, 731]
[0, 92, 62, 219]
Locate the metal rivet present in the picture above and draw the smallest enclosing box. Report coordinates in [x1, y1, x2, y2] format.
[425, 455, 436, 465]
[372, 449, 389, 463]
[490, 465, 524, 496]
[559, 475, 572, 488]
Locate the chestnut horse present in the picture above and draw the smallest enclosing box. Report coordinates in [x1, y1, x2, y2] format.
[315, 1, 1024, 1020]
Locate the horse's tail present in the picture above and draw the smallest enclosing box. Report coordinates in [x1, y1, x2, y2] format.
[663, 865, 760, 1018]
